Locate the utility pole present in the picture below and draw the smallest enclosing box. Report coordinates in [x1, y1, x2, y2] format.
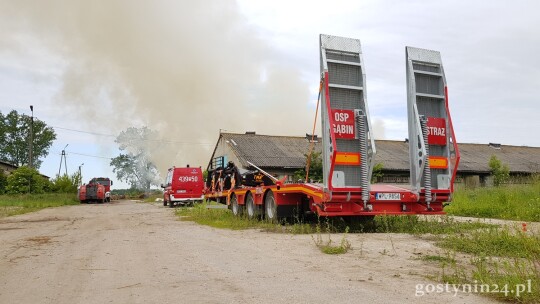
[58, 144, 69, 176]
[78, 163, 84, 186]
[29, 105, 34, 168]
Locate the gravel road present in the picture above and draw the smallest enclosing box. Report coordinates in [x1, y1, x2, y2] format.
[0, 200, 496, 304]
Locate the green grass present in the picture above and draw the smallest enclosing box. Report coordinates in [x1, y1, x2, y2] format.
[176, 203, 293, 231]
[438, 226, 540, 303]
[372, 215, 494, 234]
[176, 203, 496, 235]
[446, 181, 540, 221]
[142, 194, 163, 203]
[0, 193, 80, 217]
[313, 234, 352, 254]
[439, 226, 540, 258]
[420, 254, 456, 264]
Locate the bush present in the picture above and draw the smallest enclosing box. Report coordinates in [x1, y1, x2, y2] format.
[489, 155, 509, 186]
[51, 173, 80, 193]
[6, 166, 47, 194]
[0, 169, 7, 194]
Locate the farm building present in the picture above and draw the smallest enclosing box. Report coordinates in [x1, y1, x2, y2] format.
[0, 160, 50, 180]
[0, 160, 18, 175]
[207, 132, 540, 187]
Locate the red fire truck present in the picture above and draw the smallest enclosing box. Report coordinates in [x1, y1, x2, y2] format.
[204, 34, 460, 222]
[162, 166, 204, 207]
[79, 177, 113, 204]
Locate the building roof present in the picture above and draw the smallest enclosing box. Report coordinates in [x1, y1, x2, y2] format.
[221, 132, 322, 169]
[0, 160, 17, 168]
[216, 132, 540, 174]
[375, 141, 540, 174]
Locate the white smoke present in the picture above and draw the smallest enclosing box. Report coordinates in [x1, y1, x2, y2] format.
[0, 0, 312, 175]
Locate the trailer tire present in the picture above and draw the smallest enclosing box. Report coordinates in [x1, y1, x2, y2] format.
[169, 201, 174, 208]
[231, 194, 243, 216]
[264, 190, 278, 222]
[163, 200, 167, 206]
[245, 192, 260, 219]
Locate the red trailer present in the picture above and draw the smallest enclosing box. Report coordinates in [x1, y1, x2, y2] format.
[204, 34, 460, 222]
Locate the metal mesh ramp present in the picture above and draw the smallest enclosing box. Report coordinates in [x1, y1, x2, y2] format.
[406, 47, 459, 198]
[320, 34, 375, 194]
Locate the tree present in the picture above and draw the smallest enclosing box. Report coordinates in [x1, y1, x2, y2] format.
[489, 155, 509, 186]
[5, 166, 48, 194]
[110, 127, 160, 191]
[371, 163, 384, 183]
[0, 110, 56, 169]
[294, 152, 323, 182]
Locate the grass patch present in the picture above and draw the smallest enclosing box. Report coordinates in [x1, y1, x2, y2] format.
[439, 226, 540, 303]
[439, 226, 540, 258]
[176, 204, 495, 235]
[313, 233, 352, 254]
[142, 194, 163, 203]
[372, 215, 494, 234]
[446, 180, 540, 221]
[176, 203, 289, 231]
[421, 254, 456, 264]
[312, 223, 352, 255]
[0, 193, 79, 217]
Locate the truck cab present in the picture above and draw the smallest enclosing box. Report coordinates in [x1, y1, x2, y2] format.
[162, 166, 204, 207]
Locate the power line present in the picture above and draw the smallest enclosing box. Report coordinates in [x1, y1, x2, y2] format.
[51, 125, 215, 145]
[52, 126, 116, 137]
[66, 151, 113, 160]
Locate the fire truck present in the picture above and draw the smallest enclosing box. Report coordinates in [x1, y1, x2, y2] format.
[162, 166, 204, 207]
[79, 177, 113, 204]
[205, 34, 460, 221]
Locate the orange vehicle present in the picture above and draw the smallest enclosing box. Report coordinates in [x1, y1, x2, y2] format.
[161, 166, 204, 207]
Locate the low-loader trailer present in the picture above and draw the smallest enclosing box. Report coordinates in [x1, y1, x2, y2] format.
[205, 34, 460, 221]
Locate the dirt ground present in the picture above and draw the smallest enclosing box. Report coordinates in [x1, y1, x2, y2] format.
[0, 200, 497, 304]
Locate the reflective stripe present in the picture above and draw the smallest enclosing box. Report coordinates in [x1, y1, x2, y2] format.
[335, 152, 361, 166]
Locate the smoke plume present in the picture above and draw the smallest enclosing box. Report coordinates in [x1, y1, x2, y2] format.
[0, 0, 312, 175]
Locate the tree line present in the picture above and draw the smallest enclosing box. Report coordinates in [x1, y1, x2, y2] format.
[1, 109, 161, 194]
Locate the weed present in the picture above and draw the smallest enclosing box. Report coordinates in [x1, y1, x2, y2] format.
[312, 225, 352, 255]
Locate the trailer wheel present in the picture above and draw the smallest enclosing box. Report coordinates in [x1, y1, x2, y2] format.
[169, 201, 174, 208]
[231, 194, 243, 216]
[245, 192, 260, 219]
[163, 200, 167, 206]
[264, 190, 278, 222]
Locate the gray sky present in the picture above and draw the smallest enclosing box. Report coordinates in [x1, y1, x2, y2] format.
[1, 0, 539, 188]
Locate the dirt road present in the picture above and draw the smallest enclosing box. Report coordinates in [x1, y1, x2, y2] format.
[0, 201, 496, 303]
